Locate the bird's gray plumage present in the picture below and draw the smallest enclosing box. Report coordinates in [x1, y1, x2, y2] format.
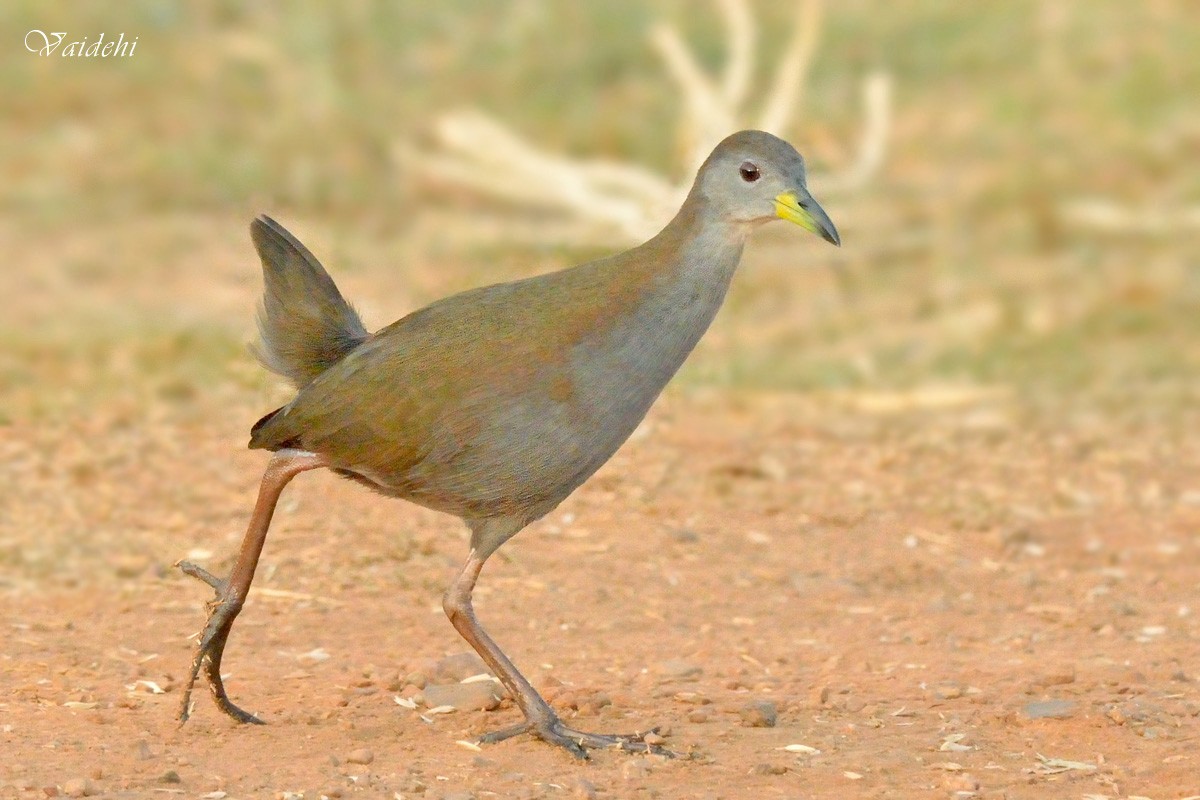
[248, 131, 833, 551]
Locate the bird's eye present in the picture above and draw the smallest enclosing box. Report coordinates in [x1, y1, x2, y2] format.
[739, 161, 760, 182]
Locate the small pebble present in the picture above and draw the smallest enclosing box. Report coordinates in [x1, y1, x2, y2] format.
[1023, 699, 1076, 720]
[654, 659, 703, 680]
[1033, 666, 1076, 687]
[399, 777, 426, 793]
[61, 779, 94, 798]
[573, 777, 598, 800]
[423, 681, 502, 711]
[750, 763, 788, 775]
[687, 708, 711, 723]
[739, 699, 777, 728]
[158, 770, 181, 784]
[345, 748, 374, 765]
[934, 684, 963, 700]
[430, 653, 491, 683]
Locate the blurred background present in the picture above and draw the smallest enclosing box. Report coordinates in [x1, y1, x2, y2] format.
[1, 1, 1198, 580]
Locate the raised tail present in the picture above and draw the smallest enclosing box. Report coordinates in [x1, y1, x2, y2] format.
[249, 215, 369, 388]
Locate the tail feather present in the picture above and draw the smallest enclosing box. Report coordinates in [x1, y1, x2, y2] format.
[249, 215, 369, 387]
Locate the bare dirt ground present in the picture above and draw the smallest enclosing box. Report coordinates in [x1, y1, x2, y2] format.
[3, 384, 1199, 799]
[4, 4, 1199, 797]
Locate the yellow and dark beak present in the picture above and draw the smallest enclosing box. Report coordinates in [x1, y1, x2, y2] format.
[775, 189, 840, 246]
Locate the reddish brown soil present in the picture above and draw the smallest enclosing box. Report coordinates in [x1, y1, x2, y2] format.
[3, 390, 1198, 799]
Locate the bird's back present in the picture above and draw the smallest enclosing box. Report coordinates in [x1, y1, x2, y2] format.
[249, 194, 746, 523]
[251, 248, 673, 520]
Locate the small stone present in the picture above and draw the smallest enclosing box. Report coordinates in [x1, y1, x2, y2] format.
[61, 779, 94, 798]
[809, 685, 830, 707]
[687, 708, 711, 723]
[750, 763, 789, 775]
[430, 653, 491, 683]
[642, 732, 666, 746]
[400, 777, 426, 793]
[576, 690, 612, 716]
[672, 691, 711, 705]
[1032, 666, 1076, 688]
[572, 777, 598, 800]
[345, 748, 374, 765]
[934, 684, 963, 700]
[739, 699, 777, 728]
[423, 681, 503, 711]
[158, 770, 181, 784]
[653, 659, 703, 680]
[1023, 699, 1076, 719]
[399, 684, 425, 703]
[1106, 705, 1127, 725]
[405, 670, 428, 689]
[320, 789, 343, 799]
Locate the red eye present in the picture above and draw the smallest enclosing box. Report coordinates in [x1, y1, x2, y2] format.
[739, 161, 760, 182]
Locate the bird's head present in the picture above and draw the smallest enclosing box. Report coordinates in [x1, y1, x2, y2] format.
[693, 129, 840, 246]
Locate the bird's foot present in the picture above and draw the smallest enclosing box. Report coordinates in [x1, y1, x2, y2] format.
[176, 560, 263, 726]
[476, 717, 674, 760]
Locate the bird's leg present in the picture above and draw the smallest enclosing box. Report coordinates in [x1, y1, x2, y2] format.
[176, 449, 326, 725]
[443, 543, 673, 759]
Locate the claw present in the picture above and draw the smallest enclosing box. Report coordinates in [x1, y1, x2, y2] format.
[176, 562, 261, 725]
[175, 451, 326, 727]
[177, 559, 226, 591]
[474, 717, 674, 759]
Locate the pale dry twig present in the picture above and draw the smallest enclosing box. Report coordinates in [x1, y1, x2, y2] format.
[397, 0, 892, 246]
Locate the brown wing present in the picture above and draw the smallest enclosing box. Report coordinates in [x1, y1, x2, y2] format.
[247, 257, 654, 515]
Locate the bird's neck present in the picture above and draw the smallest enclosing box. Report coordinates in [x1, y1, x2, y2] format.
[581, 197, 748, 396]
[635, 196, 748, 340]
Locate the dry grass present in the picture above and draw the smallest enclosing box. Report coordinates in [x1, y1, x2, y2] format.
[3, 3, 1197, 413]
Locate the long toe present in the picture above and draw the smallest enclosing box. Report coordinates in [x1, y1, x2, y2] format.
[178, 568, 259, 725]
[544, 722, 675, 758]
[475, 718, 673, 759]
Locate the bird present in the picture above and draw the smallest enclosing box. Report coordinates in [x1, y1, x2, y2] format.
[176, 129, 840, 759]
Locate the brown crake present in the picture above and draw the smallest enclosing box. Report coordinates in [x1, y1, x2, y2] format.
[177, 130, 839, 758]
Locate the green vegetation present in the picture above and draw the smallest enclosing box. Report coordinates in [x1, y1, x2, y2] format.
[2, 1, 1197, 417]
